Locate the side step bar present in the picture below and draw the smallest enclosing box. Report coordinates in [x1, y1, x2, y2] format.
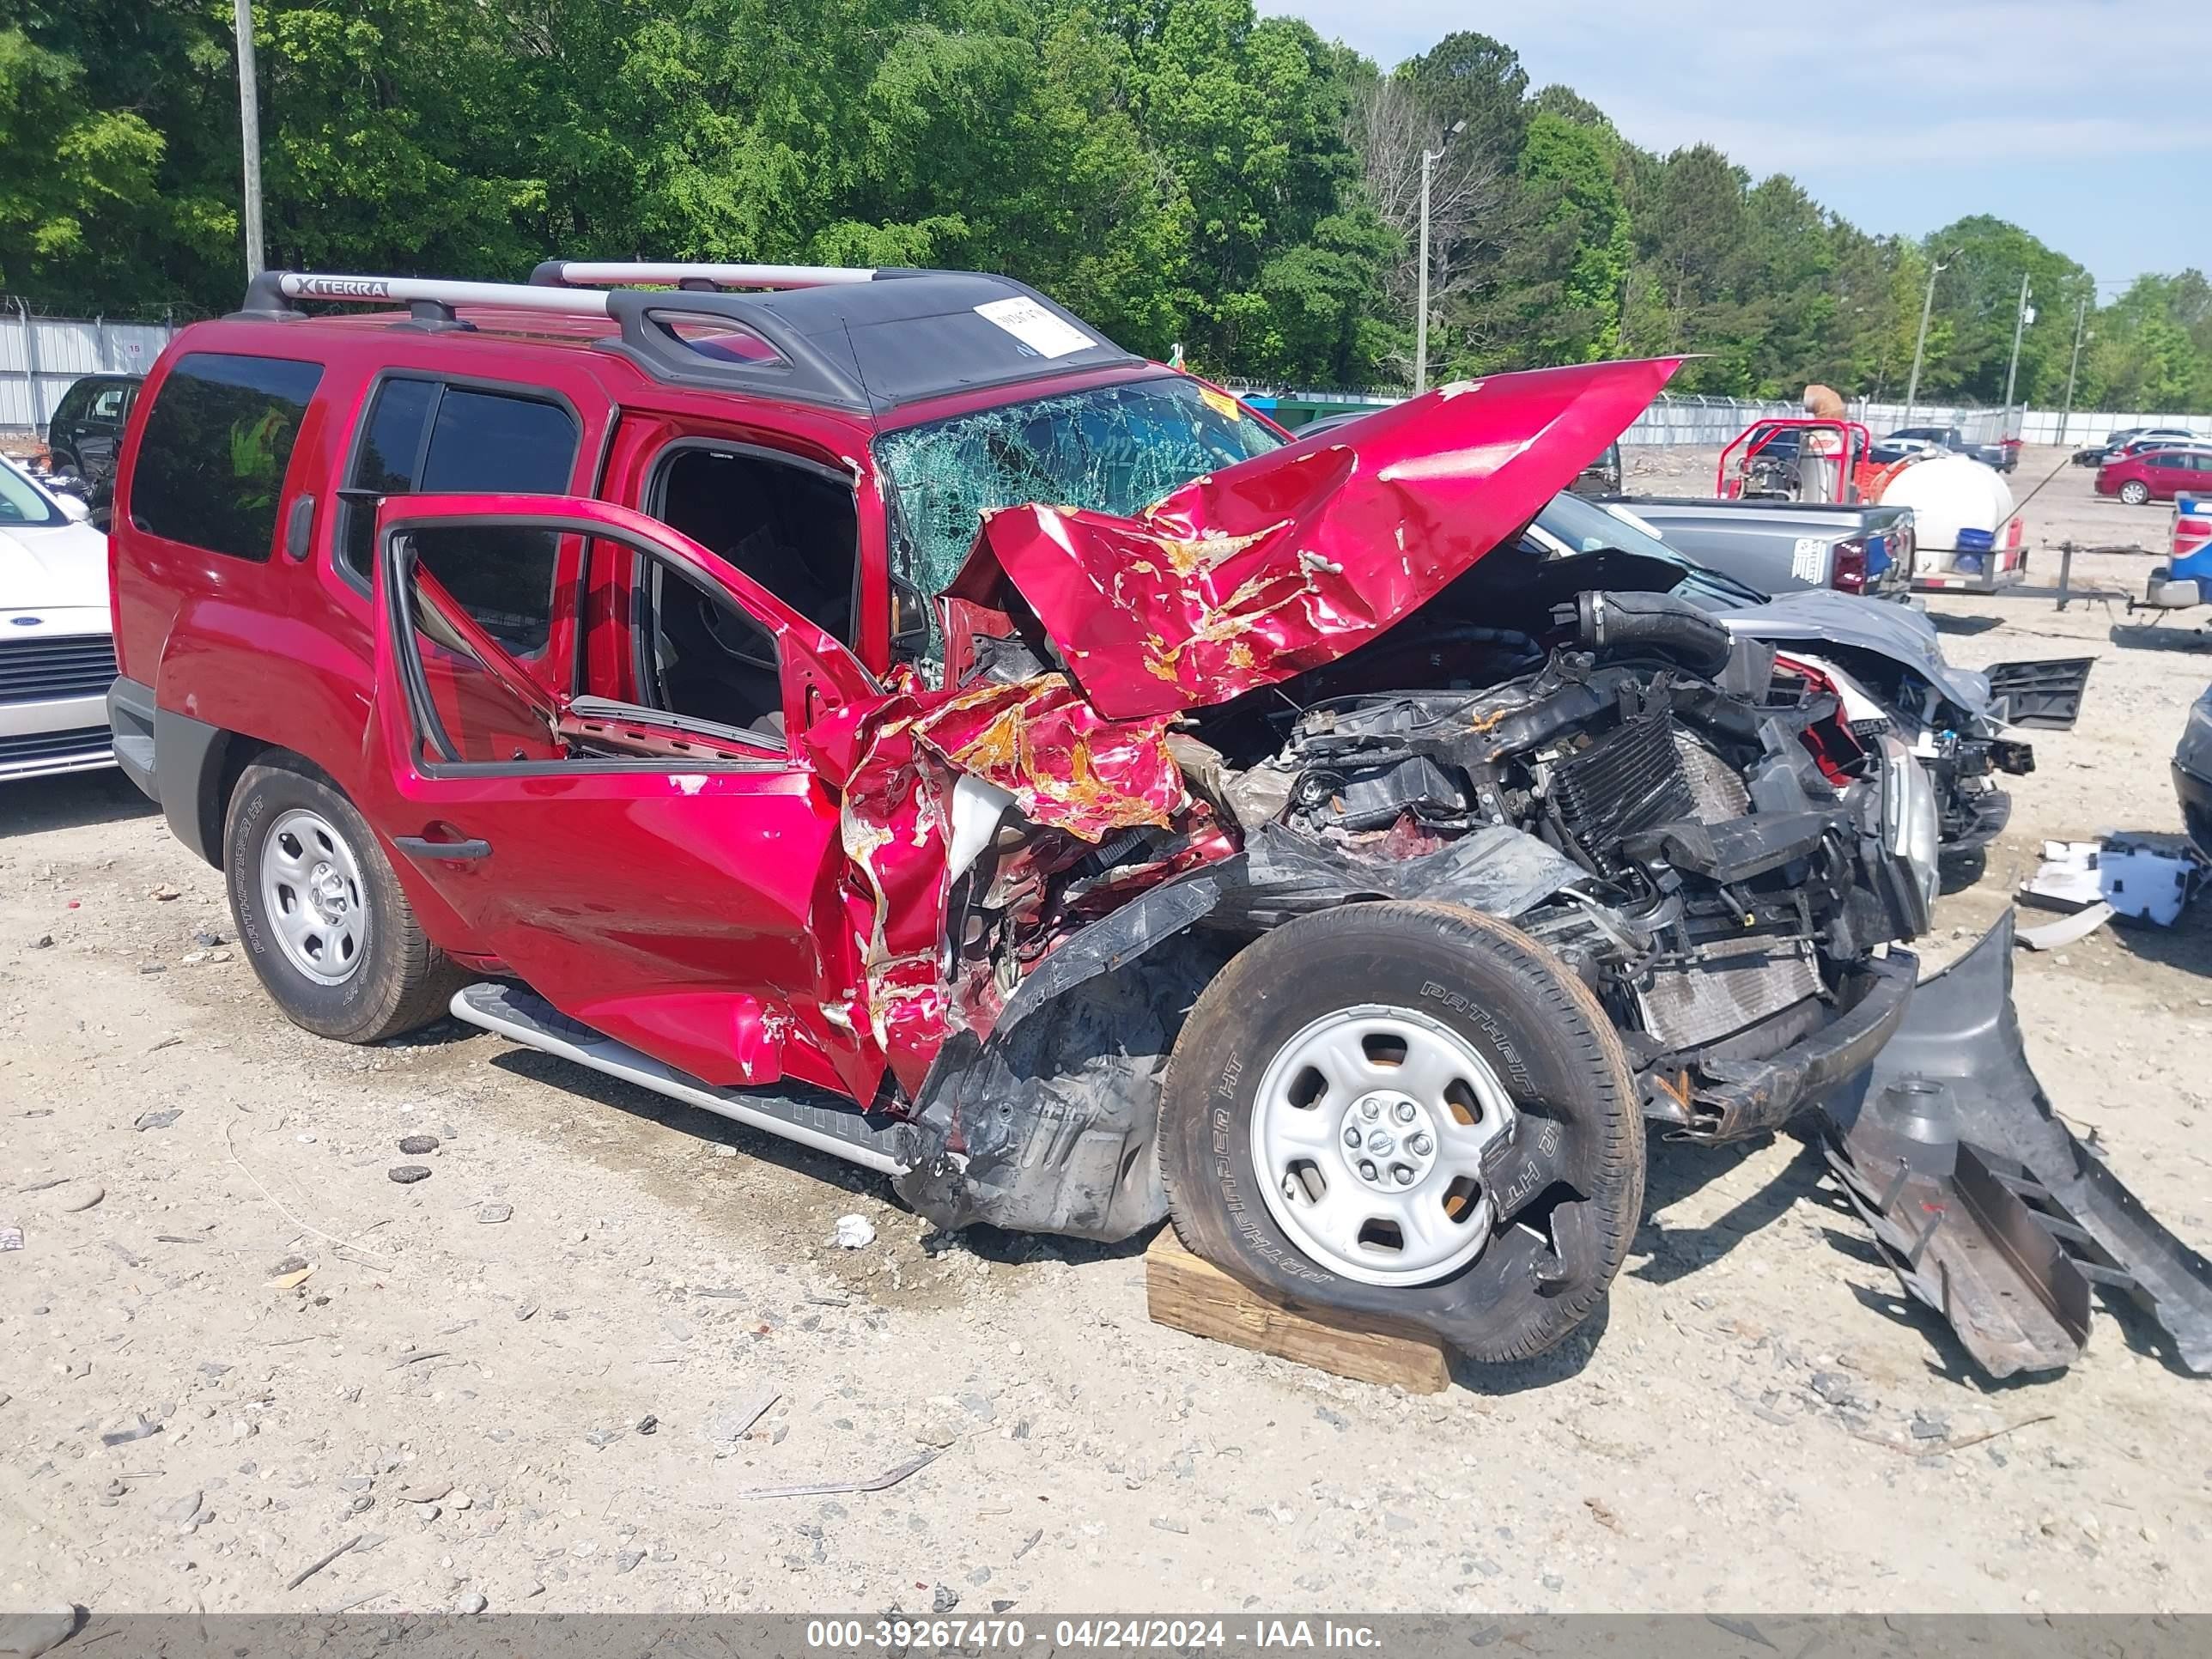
[449, 983, 909, 1176]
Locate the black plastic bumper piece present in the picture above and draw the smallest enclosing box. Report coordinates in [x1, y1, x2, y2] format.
[1674, 949, 1918, 1141]
[106, 676, 159, 802]
[1827, 908, 2212, 1378]
[1943, 784, 2012, 854]
[106, 678, 232, 866]
[1625, 810, 1838, 884]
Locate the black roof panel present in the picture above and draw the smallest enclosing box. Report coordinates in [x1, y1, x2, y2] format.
[602, 271, 1143, 417]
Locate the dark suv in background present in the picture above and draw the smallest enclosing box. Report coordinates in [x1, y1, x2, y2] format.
[45, 372, 143, 526]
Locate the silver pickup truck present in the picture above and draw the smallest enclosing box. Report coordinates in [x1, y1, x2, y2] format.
[1599, 495, 1917, 602]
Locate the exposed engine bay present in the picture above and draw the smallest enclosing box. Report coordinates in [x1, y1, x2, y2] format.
[898, 579, 1933, 1241]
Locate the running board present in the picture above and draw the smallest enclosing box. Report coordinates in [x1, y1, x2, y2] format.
[449, 982, 910, 1176]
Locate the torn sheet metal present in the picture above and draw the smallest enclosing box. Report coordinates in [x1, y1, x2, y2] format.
[952, 357, 1686, 720]
[908, 674, 1188, 837]
[1826, 908, 2212, 1377]
[804, 670, 1202, 1099]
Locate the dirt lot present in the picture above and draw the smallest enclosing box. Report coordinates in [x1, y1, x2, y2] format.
[4, 447, 2210, 1618]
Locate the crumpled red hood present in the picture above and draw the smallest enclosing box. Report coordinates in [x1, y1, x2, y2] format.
[951, 356, 1685, 720]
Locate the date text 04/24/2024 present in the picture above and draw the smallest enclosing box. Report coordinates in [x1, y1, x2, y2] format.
[803, 1619, 1383, 1650]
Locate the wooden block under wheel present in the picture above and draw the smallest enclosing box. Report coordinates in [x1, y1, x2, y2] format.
[1144, 1228, 1453, 1394]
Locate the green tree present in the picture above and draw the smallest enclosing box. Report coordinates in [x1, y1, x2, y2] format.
[1506, 110, 1631, 365]
[1917, 214, 2093, 404]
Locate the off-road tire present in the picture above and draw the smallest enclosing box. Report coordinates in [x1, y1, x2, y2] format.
[2118, 480, 2151, 506]
[1157, 901, 1644, 1364]
[224, 754, 463, 1042]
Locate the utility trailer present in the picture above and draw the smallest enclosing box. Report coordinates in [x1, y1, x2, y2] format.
[1911, 512, 2030, 596]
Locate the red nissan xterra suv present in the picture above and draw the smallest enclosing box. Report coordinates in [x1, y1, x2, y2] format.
[103, 260, 1987, 1366]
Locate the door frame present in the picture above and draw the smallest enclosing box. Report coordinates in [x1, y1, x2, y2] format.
[373, 491, 880, 780]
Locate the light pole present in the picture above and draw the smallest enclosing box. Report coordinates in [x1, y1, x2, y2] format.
[234, 0, 265, 279]
[2061, 292, 2090, 444]
[1413, 119, 1464, 396]
[2002, 271, 2033, 415]
[1902, 252, 1949, 428]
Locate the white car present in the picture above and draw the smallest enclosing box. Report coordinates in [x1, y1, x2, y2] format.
[0, 453, 116, 781]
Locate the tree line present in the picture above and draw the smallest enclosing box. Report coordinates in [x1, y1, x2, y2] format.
[3, 0, 2206, 413]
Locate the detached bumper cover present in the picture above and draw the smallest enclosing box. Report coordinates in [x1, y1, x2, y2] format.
[1826, 908, 2212, 1377]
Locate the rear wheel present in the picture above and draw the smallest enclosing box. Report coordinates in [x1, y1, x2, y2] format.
[1156, 901, 1644, 1364]
[224, 755, 463, 1042]
[2119, 480, 2152, 506]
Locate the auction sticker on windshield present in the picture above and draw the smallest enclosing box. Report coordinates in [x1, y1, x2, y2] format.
[975, 296, 1096, 358]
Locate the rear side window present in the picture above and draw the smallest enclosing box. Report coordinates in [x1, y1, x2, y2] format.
[132, 353, 323, 562]
[337, 380, 578, 586]
[51, 381, 94, 428]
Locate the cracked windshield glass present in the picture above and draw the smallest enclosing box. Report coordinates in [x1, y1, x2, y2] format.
[874, 374, 1282, 650]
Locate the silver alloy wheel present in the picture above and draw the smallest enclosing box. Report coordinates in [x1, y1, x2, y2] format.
[2120, 481, 2150, 505]
[1249, 1003, 1518, 1286]
[258, 807, 369, 986]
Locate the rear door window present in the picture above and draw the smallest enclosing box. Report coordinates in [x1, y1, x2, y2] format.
[130, 352, 324, 561]
[337, 379, 580, 590]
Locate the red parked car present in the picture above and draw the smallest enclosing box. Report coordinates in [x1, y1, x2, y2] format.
[2098, 444, 2212, 506]
[106, 262, 1949, 1362]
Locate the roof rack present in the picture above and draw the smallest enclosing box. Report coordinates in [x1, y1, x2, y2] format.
[530, 260, 888, 290]
[236, 270, 609, 321]
[228, 265, 1144, 419]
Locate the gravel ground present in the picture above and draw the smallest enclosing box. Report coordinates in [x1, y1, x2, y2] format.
[3, 447, 2209, 1617]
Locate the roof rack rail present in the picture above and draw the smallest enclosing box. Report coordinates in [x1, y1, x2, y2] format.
[234, 270, 612, 320]
[529, 260, 886, 290]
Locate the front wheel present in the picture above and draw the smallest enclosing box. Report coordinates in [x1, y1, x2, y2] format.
[2119, 480, 2152, 506]
[1156, 902, 1644, 1364]
[224, 754, 464, 1042]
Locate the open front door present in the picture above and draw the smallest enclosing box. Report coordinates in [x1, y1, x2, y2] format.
[362, 492, 889, 1104]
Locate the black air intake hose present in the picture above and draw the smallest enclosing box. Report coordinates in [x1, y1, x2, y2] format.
[1573, 590, 1734, 678]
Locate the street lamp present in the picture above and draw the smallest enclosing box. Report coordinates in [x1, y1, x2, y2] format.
[1414, 118, 1465, 396]
[2002, 272, 2034, 415]
[2062, 292, 2093, 444]
[1901, 249, 1954, 428]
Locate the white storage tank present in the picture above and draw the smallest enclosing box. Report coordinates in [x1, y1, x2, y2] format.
[1881, 453, 2014, 552]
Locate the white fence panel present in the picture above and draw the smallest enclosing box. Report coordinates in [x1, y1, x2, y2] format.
[0, 312, 174, 433]
[1623, 395, 2212, 449]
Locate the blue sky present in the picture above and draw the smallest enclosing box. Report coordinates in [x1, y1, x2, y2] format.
[1260, 0, 2209, 292]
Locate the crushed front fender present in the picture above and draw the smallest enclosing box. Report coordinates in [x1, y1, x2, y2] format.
[1826, 908, 2212, 1377]
[893, 873, 1231, 1240]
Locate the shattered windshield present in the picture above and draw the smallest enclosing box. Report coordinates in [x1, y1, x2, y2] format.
[874, 374, 1283, 638]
